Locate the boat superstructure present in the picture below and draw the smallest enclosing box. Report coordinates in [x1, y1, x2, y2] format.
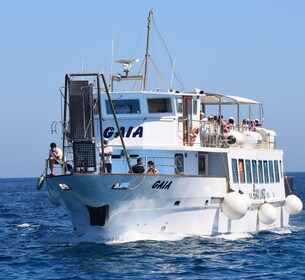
[38, 11, 302, 241]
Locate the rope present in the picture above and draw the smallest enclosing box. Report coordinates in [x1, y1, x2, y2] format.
[151, 15, 184, 91]
[128, 171, 148, 191]
[45, 179, 63, 200]
[285, 175, 293, 195]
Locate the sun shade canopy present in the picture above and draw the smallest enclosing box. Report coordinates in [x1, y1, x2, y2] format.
[200, 93, 261, 105]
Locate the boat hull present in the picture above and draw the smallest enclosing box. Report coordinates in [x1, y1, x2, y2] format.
[45, 173, 290, 241]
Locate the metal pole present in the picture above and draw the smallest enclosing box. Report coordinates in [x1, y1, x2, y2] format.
[96, 75, 105, 172]
[143, 9, 153, 91]
[62, 74, 69, 166]
[100, 73, 132, 172]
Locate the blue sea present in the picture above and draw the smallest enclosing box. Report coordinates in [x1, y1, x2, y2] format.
[1, 173, 305, 279]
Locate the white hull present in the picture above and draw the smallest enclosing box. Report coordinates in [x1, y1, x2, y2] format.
[45, 173, 290, 241]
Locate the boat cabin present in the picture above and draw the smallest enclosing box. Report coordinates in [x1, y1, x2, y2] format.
[52, 73, 283, 196]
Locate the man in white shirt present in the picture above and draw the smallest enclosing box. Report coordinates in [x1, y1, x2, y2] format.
[100, 138, 113, 173]
[49, 142, 63, 176]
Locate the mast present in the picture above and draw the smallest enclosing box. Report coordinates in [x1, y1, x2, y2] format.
[143, 9, 153, 91]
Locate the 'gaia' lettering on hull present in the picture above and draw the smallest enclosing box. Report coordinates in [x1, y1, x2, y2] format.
[152, 180, 172, 190]
[104, 126, 143, 138]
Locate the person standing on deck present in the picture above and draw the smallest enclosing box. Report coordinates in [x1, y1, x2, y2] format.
[100, 138, 113, 173]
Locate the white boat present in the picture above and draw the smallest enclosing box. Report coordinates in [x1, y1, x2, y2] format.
[38, 11, 302, 241]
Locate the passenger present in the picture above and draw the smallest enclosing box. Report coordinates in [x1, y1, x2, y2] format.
[199, 112, 207, 127]
[218, 115, 228, 133]
[147, 160, 159, 174]
[255, 118, 262, 127]
[200, 112, 206, 120]
[240, 119, 249, 131]
[250, 120, 256, 131]
[189, 127, 199, 146]
[247, 119, 252, 131]
[205, 115, 216, 146]
[99, 138, 113, 173]
[199, 112, 208, 146]
[190, 112, 206, 145]
[227, 117, 235, 131]
[131, 158, 145, 173]
[48, 142, 63, 176]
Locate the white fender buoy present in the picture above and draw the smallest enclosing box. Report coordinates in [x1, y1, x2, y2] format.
[36, 176, 44, 191]
[258, 203, 277, 224]
[285, 194, 303, 215]
[222, 191, 248, 220]
[239, 190, 252, 210]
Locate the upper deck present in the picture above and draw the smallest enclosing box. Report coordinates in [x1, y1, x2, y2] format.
[97, 88, 274, 150]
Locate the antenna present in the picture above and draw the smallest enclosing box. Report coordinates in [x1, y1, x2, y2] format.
[170, 57, 176, 88]
[81, 60, 84, 80]
[143, 9, 153, 91]
[110, 28, 115, 76]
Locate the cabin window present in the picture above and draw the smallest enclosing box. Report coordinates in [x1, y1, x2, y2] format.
[274, 160, 280, 182]
[175, 153, 184, 174]
[269, 160, 275, 183]
[245, 160, 252, 183]
[263, 160, 269, 183]
[238, 159, 245, 183]
[147, 98, 172, 113]
[193, 100, 198, 115]
[252, 160, 258, 183]
[198, 152, 207, 175]
[232, 159, 239, 183]
[258, 160, 263, 183]
[175, 98, 182, 113]
[105, 99, 141, 114]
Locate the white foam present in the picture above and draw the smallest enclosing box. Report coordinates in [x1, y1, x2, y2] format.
[73, 228, 258, 243]
[17, 223, 39, 230]
[268, 227, 292, 235]
[74, 229, 188, 244]
[214, 232, 253, 240]
[17, 223, 31, 228]
[107, 231, 187, 244]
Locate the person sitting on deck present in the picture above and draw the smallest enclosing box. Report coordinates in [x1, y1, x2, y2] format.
[240, 118, 249, 131]
[227, 117, 235, 131]
[249, 120, 257, 131]
[48, 142, 63, 176]
[190, 112, 207, 146]
[254, 118, 262, 127]
[147, 160, 159, 174]
[131, 158, 145, 174]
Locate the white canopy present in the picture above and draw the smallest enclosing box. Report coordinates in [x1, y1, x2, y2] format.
[200, 93, 260, 105]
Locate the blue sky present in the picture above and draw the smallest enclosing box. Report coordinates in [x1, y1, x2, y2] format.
[1, 1, 305, 178]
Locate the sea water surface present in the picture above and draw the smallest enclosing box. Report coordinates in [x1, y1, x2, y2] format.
[1, 173, 305, 279]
